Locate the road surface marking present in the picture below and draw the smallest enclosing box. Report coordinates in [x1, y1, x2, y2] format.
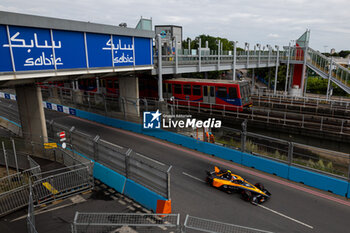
[11, 202, 76, 222]
[136, 152, 165, 166]
[182, 172, 205, 183]
[257, 204, 313, 229]
[42, 182, 58, 194]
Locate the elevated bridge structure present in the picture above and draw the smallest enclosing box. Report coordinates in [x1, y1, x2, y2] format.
[153, 31, 350, 99]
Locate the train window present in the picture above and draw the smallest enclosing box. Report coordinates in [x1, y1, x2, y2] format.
[210, 86, 215, 97]
[114, 80, 118, 89]
[229, 87, 237, 99]
[184, 85, 191, 95]
[217, 87, 227, 98]
[174, 84, 182, 94]
[168, 84, 172, 93]
[163, 83, 167, 93]
[107, 80, 113, 88]
[193, 85, 201, 96]
[203, 86, 208, 96]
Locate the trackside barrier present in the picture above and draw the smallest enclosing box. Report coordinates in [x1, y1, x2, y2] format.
[49, 120, 171, 213]
[288, 166, 349, 196]
[73, 108, 350, 198]
[72, 212, 181, 233]
[123, 179, 167, 213]
[93, 162, 126, 194]
[70, 156, 168, 213]
[183, 215, 274, 233]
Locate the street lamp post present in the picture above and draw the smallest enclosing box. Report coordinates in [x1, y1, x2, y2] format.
[274, 45, 280, 95]
[233, 41, 237, 81]
[245, 42, 250, 68]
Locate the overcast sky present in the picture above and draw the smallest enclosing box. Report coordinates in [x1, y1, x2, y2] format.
[1, 0, 349, 51]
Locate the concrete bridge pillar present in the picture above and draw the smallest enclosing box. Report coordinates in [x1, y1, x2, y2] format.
[119, 76, 140, 117]
[15, 84, 48, 144]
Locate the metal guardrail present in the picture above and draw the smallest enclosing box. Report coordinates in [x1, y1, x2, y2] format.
[48, 120, 171, 199]
[71, 213, 274, 233]
[183, 215, 274, 233]
[72, 212, 181, 233]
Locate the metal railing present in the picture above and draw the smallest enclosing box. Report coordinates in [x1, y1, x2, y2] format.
[215, 126, 350, 179]
[307, 47, 350, 92]
[71, 213, 274, 233]
[48, 120, 171, 199]
[0, 138, 93, 217]
[33, 163, 93, 206]
[27, 182, 38, 233]
[183, 215, 274, 233]
[72, 212, 181, 233]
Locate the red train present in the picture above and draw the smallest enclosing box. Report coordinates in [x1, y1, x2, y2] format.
[163, 78, 252, 111]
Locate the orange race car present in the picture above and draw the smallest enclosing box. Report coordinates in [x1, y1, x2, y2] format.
[206, 166, 271, 204]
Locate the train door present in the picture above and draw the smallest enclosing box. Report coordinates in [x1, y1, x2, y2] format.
[163, 83, 172, 99]
[209, 86, 216, 104]
[203, 86, 215, 104]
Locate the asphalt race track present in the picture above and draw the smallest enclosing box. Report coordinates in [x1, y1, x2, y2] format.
[1, 98, 350, 233]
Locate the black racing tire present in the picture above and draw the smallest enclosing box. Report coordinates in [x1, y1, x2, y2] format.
[241, 190, 252, 202]
[206, 177, 213, 185]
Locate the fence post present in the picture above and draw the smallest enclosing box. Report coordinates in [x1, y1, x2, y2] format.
[11, 138, 19, 173]
[125, 148, 132, 178]
[166, 165, 173, 200]
[288, 142, 293, 165]
[93, 135, 100, 161]
[2, 141, 10, 177]
[241, 120, 247, 152]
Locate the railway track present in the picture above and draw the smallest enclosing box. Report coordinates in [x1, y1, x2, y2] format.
[252, 95, 350, 119]
[173, 104, 350, 136]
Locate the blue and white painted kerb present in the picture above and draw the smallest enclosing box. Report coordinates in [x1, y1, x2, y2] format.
[42, 101, 76, 116]
[0, 92, 76, 116]
[0, 92, 16, 100]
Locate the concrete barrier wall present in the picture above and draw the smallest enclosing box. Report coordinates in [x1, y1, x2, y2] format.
[124, 179, 166, 212]
[289, 166, 349, 197]
[93, 162, 127, 194]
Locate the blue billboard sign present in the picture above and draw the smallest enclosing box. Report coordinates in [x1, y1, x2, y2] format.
[0, 25, 153, 73]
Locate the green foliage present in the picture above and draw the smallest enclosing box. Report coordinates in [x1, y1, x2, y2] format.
[323, 50, 350, 58]
[182, 34, 244, 52]
[306, 76, 349, 96]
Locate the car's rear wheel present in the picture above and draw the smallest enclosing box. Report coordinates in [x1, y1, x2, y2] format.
[241, 190, 252, 202]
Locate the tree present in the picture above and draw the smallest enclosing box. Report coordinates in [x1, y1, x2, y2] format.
[182, 35, 244, 52]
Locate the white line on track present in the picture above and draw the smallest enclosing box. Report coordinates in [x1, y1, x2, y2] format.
[257, 204, 314, 229]
[11, 202, 76, 222]
[182, 172, 205, 183]
[136, 152, 165, 166]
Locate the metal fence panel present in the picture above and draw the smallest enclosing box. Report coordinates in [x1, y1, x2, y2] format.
[0, 184, 29, 217]
[129, 151, 169, 198]
[72, 212, 180, 233]
[183, 215, 274, 233]
[96, 139, 128, 176]
[33, 164, 93, 205]
[70, 132, 95, 158]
